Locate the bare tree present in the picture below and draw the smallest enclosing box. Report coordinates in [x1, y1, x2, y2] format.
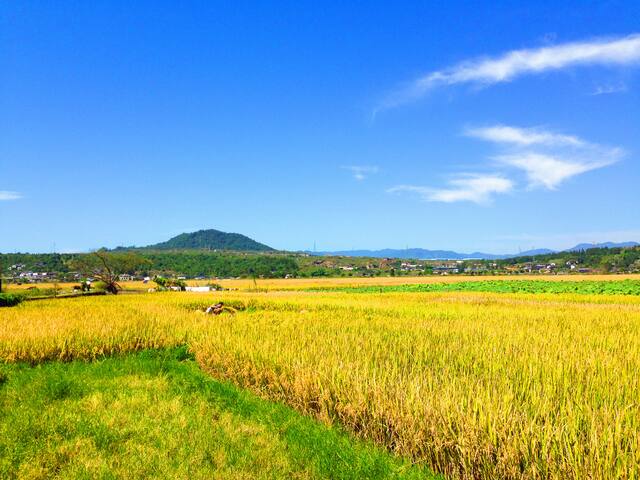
[69, 250, 149, 294]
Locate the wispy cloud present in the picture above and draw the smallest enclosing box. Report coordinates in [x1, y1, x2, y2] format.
[342, 165, 379, 181]
[465, 125, 584, 147]
[388, 125, 621, 205]
[0, 191, 21, 201]
[466, 124, 622, 189]
[591, 83, 628, 95]
[388, 175, 513, 205]
[378, 34, 640, 111]
[495, 152, 616, 190]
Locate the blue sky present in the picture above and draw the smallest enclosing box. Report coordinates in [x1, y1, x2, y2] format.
[1, 1, 639, 253]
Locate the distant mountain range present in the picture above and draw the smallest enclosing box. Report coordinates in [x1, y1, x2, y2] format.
[122, 229, 638, 260]
[565, 242, 639, 251]
[135, 229, 274, 252]
[310, 242, 639, 260]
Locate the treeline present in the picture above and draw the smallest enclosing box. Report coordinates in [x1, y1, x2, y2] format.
[0, 253, 69, 273]
[498, 246, 640, 272]
[2, 246, 639, 279]
[0, 252, 299, 279]
[139, 252, 297, 277]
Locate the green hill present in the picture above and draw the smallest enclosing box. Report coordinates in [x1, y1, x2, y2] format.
[145, 229, 274, 252]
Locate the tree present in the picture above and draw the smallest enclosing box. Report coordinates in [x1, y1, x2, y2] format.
[153, 275, 169, 289]
[69, 250, 149, 294]
[152, 275, 186, 291]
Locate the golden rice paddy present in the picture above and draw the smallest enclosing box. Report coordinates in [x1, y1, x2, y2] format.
[2, 277, 639, 479]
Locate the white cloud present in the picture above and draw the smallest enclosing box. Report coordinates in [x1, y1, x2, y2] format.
[465, 125, 584, 147]
[0, 191, 21, 201]
[389, 125, 621, 205]
[496, 152, 615, 190]
[341, 165, 379, 181]
[591, 83, 628, 95]
[466, 124, 622, 189]
[388, 175, 513, 205]
[379, 34, 640, 110]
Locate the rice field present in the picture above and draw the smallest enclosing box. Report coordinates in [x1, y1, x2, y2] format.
[7, 273, 639, 294]
[2, 277, 640, 478]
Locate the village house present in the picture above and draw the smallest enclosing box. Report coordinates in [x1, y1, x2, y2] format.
[432, 262, 460, 274]
[464, 263, 487, 273]
[400, 262, 423, 271]
[185, 286, 212, 292]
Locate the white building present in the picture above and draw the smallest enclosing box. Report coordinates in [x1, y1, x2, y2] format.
[185, 286, 212, 292]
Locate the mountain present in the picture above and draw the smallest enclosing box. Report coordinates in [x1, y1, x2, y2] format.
[566, 242, 640, 251]
[311, 248, 511, 260]
[310, 243, 637, 260]
[516, 248, 556, 256]
[142, 229, 274, 252]
[131, 232, 637, 257]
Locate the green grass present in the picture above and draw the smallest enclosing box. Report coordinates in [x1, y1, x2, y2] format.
[0, 293, 23, 307]
[0, 348, 438, 480]
[308, 279, 640, 295]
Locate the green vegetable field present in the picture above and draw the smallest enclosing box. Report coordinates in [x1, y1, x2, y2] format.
[309, 279, 640, 295]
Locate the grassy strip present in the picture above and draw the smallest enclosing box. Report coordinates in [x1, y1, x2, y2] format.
[306, 279, 640, 295]
[22, 291, 108, 302]
[1, 290, 107, 306]
[0, 348, 439, 480]
[0, 293, 23, 307]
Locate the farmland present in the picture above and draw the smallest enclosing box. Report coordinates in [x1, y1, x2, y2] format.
[309, 279, 640, 295]
[5, 2, 640, 478]
[2, 277, 640, 478]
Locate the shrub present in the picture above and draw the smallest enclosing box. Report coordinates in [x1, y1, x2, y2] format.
[0, 293, 23, 307]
